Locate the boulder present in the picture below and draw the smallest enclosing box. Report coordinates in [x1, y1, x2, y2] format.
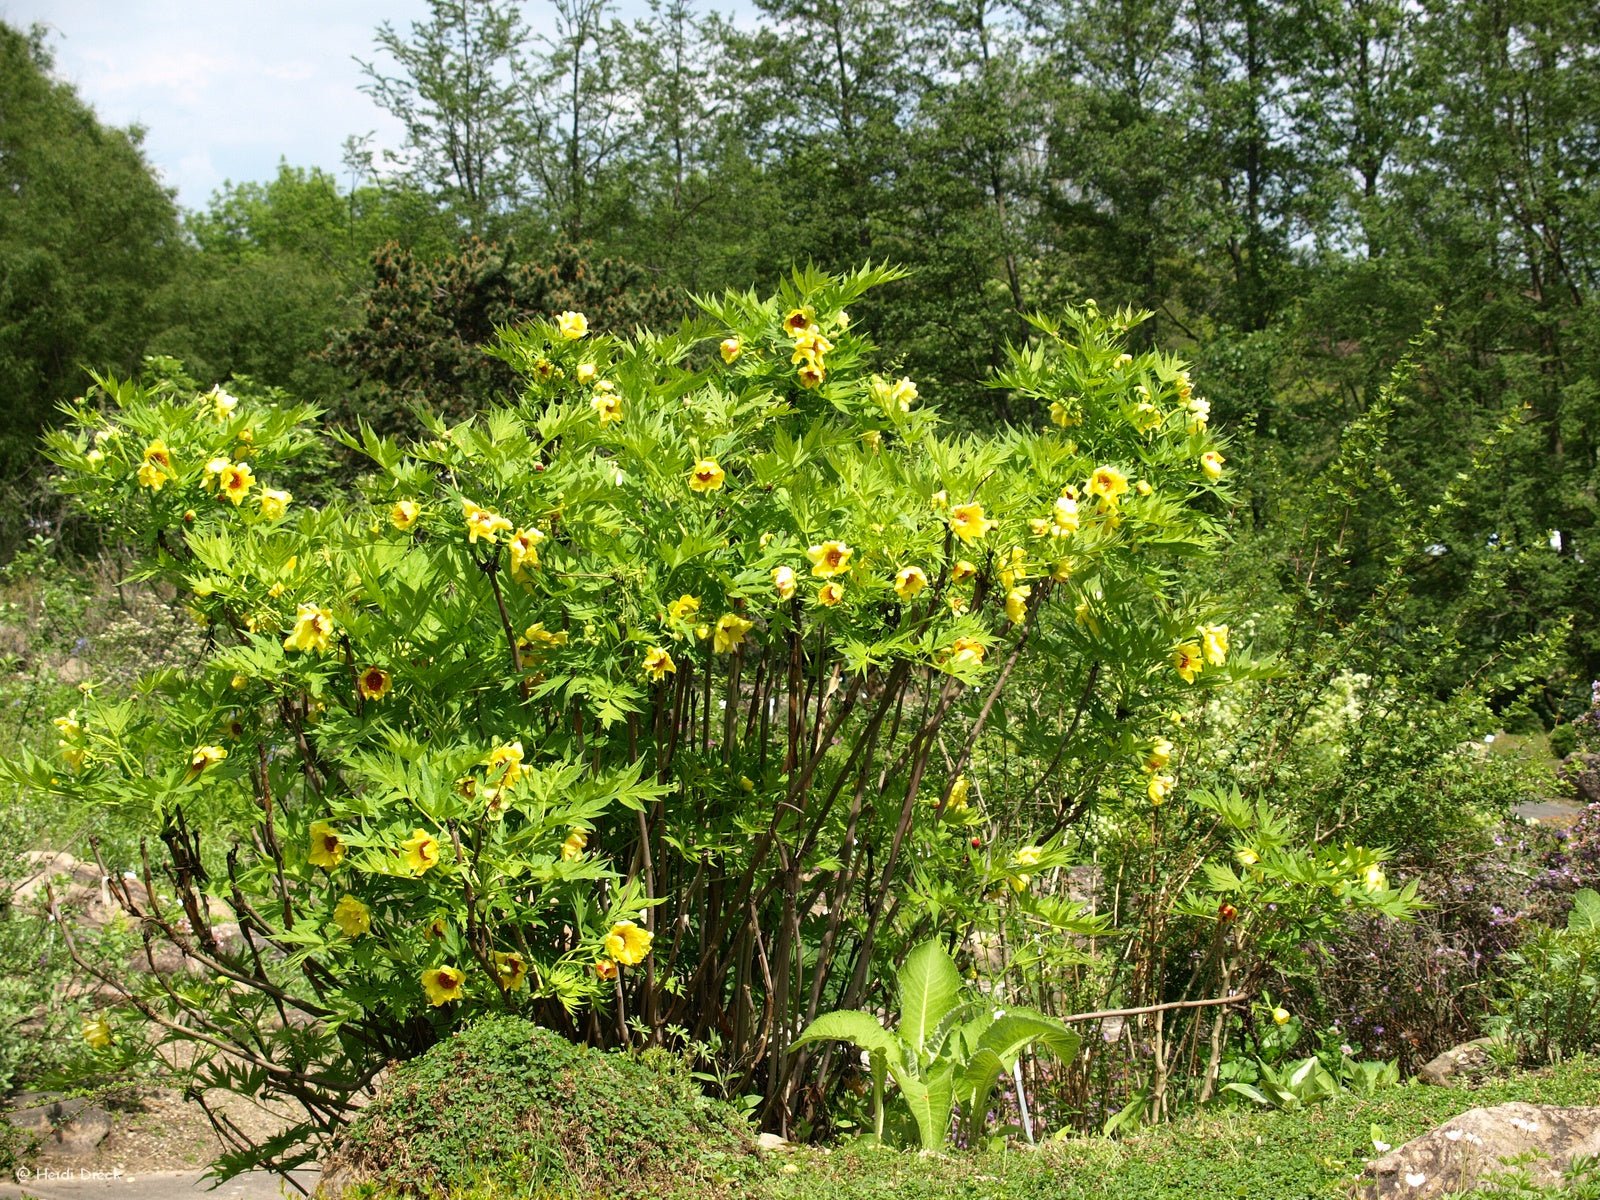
[1358, 1103, 1600, 1199]
[1414, 1038, 1495, 1086]
[6, 1093, 113, 1156]
[1557, 756, 1600, 806]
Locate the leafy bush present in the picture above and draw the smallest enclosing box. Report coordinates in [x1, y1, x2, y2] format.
[1488, 888, 1600, 1065]
[323, 1015, 753, 1199]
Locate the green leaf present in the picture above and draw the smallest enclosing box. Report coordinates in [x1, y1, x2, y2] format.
[897, 939, 962, 1057]
[790, 1010, 899, 1059]
[975, 1007, 1082, 1069]
[1568, 888, 1600, 934]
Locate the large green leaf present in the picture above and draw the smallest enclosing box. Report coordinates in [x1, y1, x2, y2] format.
[790, 1010, 900, 1059]
[1568, 888, 1600, 933]
[891, 1059, 955, 1151]
[975, 1007, 1082, 1069]
[898, 939, 962, 1057]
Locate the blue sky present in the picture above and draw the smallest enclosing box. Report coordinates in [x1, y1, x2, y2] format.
[3, 0, 443, 209]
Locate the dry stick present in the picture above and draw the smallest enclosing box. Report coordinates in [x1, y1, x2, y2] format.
[701, 639, 714, 754]
[786, 608, 804, 772]
[482, 559, 524, 676]
[723, 650, 741, 763]
[1025, 660, 1102, 814]
[253, 742, 295, 928]
[743, 652, 767, 744]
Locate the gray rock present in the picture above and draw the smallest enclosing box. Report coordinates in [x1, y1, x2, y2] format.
[1358, 1102, 1600, 1199]
[756, 1131, 791, 1153]
[6, 1094, 112, 1156]
[1415, 1037, 1494, 1086]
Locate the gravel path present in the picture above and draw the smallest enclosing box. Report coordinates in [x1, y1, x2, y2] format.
[0, 1168, 317, 1200]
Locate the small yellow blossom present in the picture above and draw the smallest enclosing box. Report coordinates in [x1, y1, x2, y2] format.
[1363, 864, 1387, 892]
[509, 527, 546, 581]
[1132, 401, 1162, 434]
[772, 566, 797, 600]
[1004, 587, 1031, 625]
[1051, 558, 1074, 582]
[283, 603, 334, 654]
[463, 500, 513, 544]
[951, 560, 978, 584]
[308, 820, 345, 869]
[391, 500, 421, 531]
[1087, 465, 1129, 505]
[783, 306, 815, 335]
[357, 666, 392, 701]
[931, 490, 949, 511]
[870, 375, 917, 413]
[1200, 450, 1225, 481]
[949, 503, 998, 544]
[190, 744, 228, 773]
[576, 362, 597, 384]
[556, 310, 589, 340]
[333, 895, 371, 937]
[561, 828, 589, 861]
[1200, 623, 1230, 667]
[230, 673, 248, 691]
[807, 540, 853, 578]
[796, 359, 826, 389]
[669, 594, 701, 621]
[643, 646, 676, 681]
[258, 488, 291, 520]
[82, 1017, 113, 1049]
[1135, 479, 1152, 497]
[946, 636, 986, 668]
[1237, 847, 1259, 866]
[209, 386, 239, 420]
[1272, 1007, 1291, 1026]
[137, 459, 170, 492]
[817, 581, 845, 607]
[493, 951, 529, 991]
[484, 741, 526, 788]
[1147, 774, 1174, 805]
[688, 459, 726, 492]
[714, 613, 754, 654]
[893, 565, 928, 601]
[1114, 353, 1133, 368]
[1049, 398, 1081, 428]
[1186, 396, 1211, 432]
[421, 965, 465, 1006]
[1052, 495, 1080, 535]
[401, 828, 441, 875]
[604, 920, 653, 966]
[1028, 517, 1051, 537]
[1144, 737, 1173, 773]
[218, 461, 255, 505]
[1173, 641, 1204, 684]
[720, 337, 742, 364]
[595, 959, 618, 981]
[791, 331, 834, 364]
[945, 776, 970, 812]
[591, 386, 623, 426]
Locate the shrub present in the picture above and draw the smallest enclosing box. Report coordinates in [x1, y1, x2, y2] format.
[322, 1015, 753, 1199]
[1488, 888, 1600, 1065]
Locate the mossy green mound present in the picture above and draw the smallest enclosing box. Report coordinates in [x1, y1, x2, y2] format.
[323, 1016, 755, 1199]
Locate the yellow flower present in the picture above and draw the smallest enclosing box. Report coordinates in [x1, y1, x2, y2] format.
[333, 895, 371, 937]
[391, 500, 421, 531]
[949, 503, 997, 544]
[1135, 479, 1152, 497]
[357, 666, 392, 701]
[772, 566, 797, 600]
[208, 386, 239, 420]
[1173, 641, 1203, 684]
[861, 430, 881, 451]
[1051, 558, 1074, 582]
[308, 820, 345, 869]
[816, 581, 845, 607]
[1087, 465, 1129, 505]
[1004, 587, 1031, 625]
[1114, 353, 1133, 368]
[561, 828, 589, 861]
[783, 306, 815, 335]
[669, 594, 701, 621]
[54, 711, 83, 740]
[1014, 846, 1042, 868]
[796, 359, 826, 389]
[1049, 398, 1081, 428]
[1272, 1007, 1291, 1026]
[519, 623, 569, 655]
[1363, 864, 1387, 893]
[576, 362, 597, 384]
[643, 646, 676, 681]
[1200, 623, 1229, 666]
[945, 775, 970, 811]
[604, 920, 653, 966]
[1237, 847, 1260, 867]
[493, 951, 529, 991]
[688, 458, 726, 492]
[1028, 517, 1051, 537]
[283, 603, 334, 654]
[893, 565, 928, 601]
[509, 527, 546, 581]
[258, 488, 291, 520]
[463, 500, 513, 544]
[218, 462, 255, 505]
[931, 489, 949, 511]
[190, 744, 227, 773]
[946, 636, 986, 668]
[1200, 450, 1225, 481]
[1147, 773, 1174, 805]
[1186, 396, 1211, 432]
[401, 828, 441, 875]
[85, 448, 105, 468]
[556, 310, 589, 340]
[1132, 401, 1162, 434]
[143, 438, 172, 470]
[81, 1017, 113, 1050]
[791, 331, 833, 364]
[720, 337, 742, 364]
[421, 965, 466, 1006]
[870, 375, 917, 413]
[591, 384, 623, 426]
[806, 540, 853, 578]
[1173, 370, 1193, 401]
[714, 613, 754, 654]
[951, 560, 978, 584]
[136, 460, 170, 491]
[998, 546, 1028, 590]
[1144, 737, 1173, 773]
[594, 958, 618, 981]
[484, 741, 526, 788]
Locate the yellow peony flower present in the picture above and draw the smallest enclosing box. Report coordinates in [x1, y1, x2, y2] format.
[594, 958, 618, 981]
[283, 603, 334, 654]
[1144, 737, 1173, 773]
[1004, 587, 1031, 625]
[556, 310, 589, 340]
[1172, 641, 1203, 684]
[1147, 774, 1174, 805]
[893, 565, 928, 601]
[190, 743, 227, 773]
[1087, 465, 1129, 505]
[669, 594, 701, 621]
[688, 458, 726, 492]
[1052, 495, 1080, 535]
[951, 559, 978, 584]
[796, 359, 826, 389]
[806, 540, 853, 578]
[576, 362, 597, 384]
[945, 775, 970, 811]
[1132, 401, 1163, 434]
[209, 386, 239, 420]
[643, 646, 676, 681]
[484, 741, 526, 788]
[1200, 450, 1225, 481]
[870, 375, 917, 413]
[791, 331, 833, 364]
[1135, 479, 1152, 497]
[1272, 1007, 1291, 1026]
[604, 920, 653, 966]
[949, 503, 997, 544]
[509, 527, 545, 581]
[1200, 623, 1229, 666]
[714, 613, 754, 654]
[401, 828, 441, 875]
[493, 951, 529, 991]
[333, 895, 371, 937]
[1237, 847, 1259, 867]
[1048, 398, 1081, 428]
[1051, 558, 1074, 582]
[137, 460, 170, 491]
[561, 828, 589, 861]
[258, 488, 291, 520]
[218, 462, 255, 505]
[463, 500, 513, 544]
[931, 489, 949, 511]
[82, 1017, 113, 1049]
[591, 383, 623, 426]
[391, 500, 421, 531]
[783, 306, 815, 335]
[816, 581, 845, 607]
[357, 666, 392, 701]
[947, 636, 986, 668]
[421, 965, 465, 1006]
[1173, 369, 1193, 401]
[720, 337, 742, 364]
[1186, 396, 1211, 432]
[772, 565, 797, 600]
[308, 820, 345, 869]
[1363, 864, 1387, 893]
